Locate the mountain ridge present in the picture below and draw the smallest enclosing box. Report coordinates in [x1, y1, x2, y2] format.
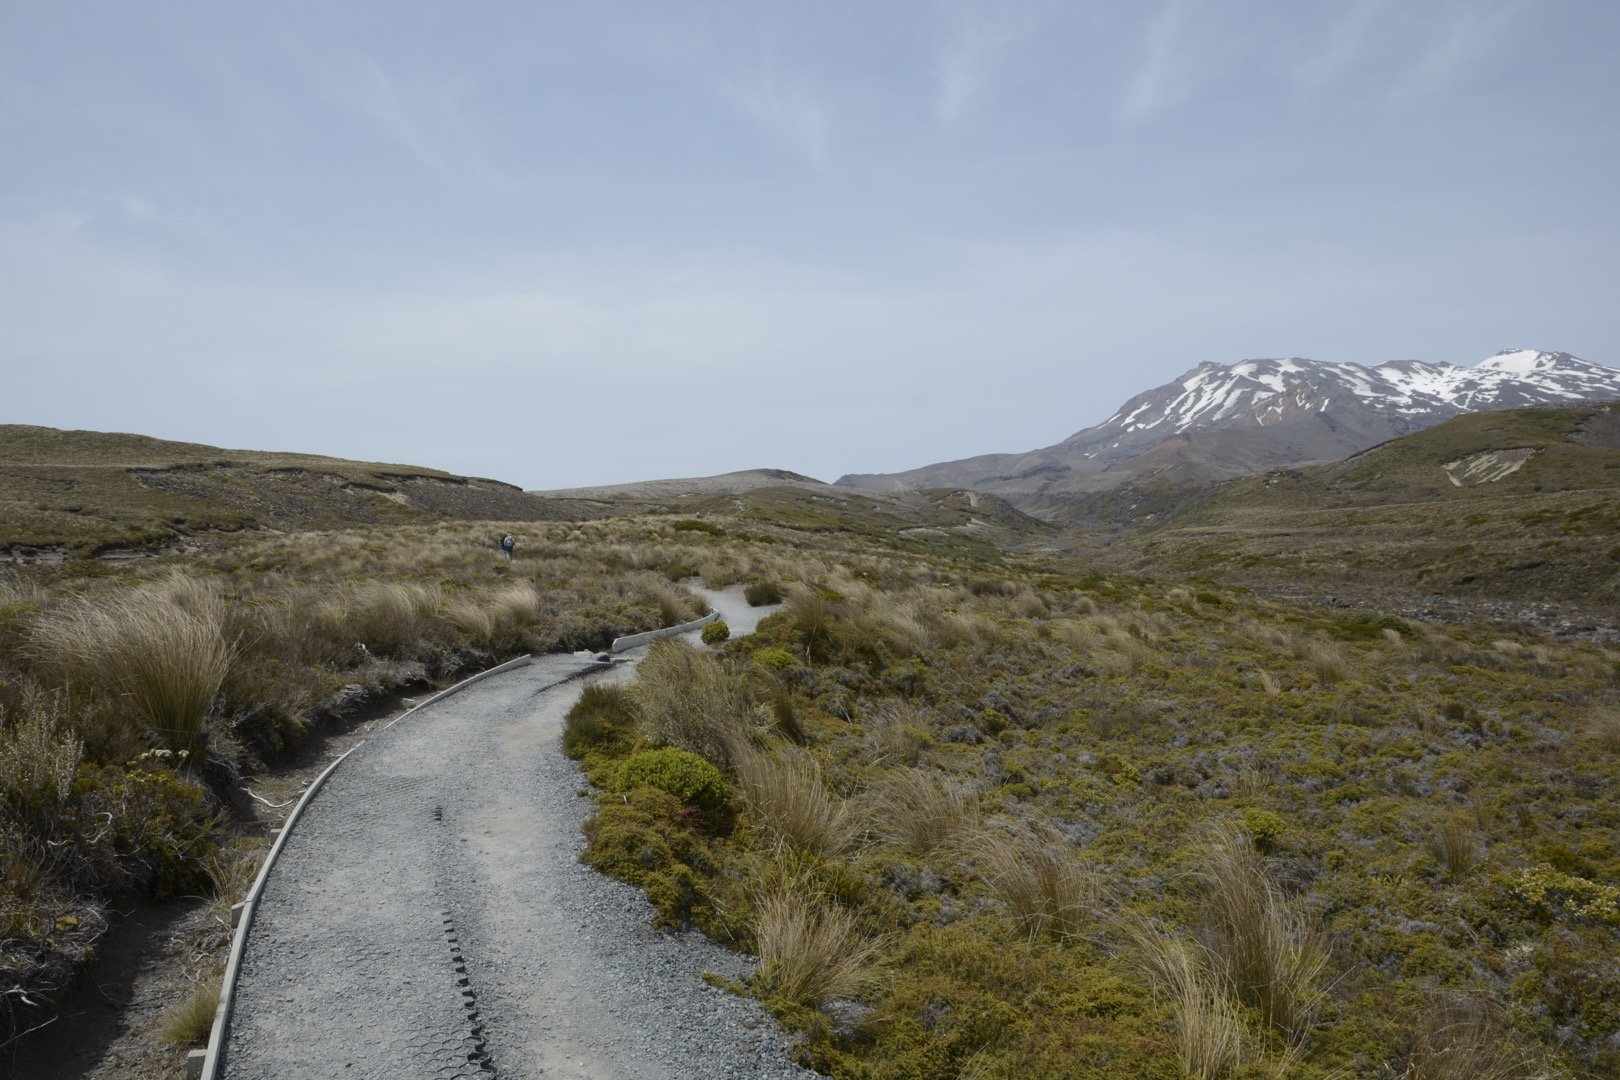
[835, 349, 1620, 516]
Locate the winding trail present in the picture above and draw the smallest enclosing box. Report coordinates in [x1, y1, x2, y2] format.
[222, 587, 817, 1079]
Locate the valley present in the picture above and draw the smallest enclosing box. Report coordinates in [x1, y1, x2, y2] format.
[2, 371, 1618, 1079]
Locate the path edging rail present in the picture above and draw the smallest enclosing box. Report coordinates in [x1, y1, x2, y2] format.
[610, 609, 720, 653]
[194, 652, 533, 1080]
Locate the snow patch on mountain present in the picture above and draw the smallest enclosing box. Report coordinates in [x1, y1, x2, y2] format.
[1092, 350, 1620, 444]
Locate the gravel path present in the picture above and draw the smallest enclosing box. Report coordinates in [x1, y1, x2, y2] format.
[223, 587, 818, 1079]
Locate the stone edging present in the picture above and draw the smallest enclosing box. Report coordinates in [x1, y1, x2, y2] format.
[609, 610, 721, 653]
[194, 653, 534, 1080]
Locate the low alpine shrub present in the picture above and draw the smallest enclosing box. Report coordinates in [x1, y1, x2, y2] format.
[616, 747, 730, 819]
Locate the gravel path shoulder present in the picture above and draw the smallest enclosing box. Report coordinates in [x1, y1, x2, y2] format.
[222, 587, 815, 1079]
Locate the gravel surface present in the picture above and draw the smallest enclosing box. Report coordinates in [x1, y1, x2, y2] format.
[223, 587, 818, 1079]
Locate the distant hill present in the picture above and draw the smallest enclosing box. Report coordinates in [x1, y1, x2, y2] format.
[838, 349, 1620, 521]
[0, 425, 575, 557]
[530, 468, 830, 501]
[535, 465, 1055, 556]
[1110, 403, 1620, 609]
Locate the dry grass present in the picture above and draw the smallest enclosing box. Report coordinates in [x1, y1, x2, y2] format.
[30, 576, 232, 752]
[872, 767, 978, 853]
[1428, 815, 1482, 879]
[968, 822, 1095, 941]
[1130, 920, 1246, 1080]
[157, 967, 222, 1047]
[634, 639, 752, 769]
[1303, 642, 1351, 686]
[1585, 708, 1620, 752]
[733, 746, 856, 856]
[1197, 822, 1328, 1043]
[752, 881, 877, 1006]
[0, 689, 80, 836]
[1401, 995, 1542, 1080]
[343, 580, 442, 656]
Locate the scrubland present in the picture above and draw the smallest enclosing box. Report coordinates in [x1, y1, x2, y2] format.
[4, 504, 1618, 1079]
[565, 521, 1620, 1079]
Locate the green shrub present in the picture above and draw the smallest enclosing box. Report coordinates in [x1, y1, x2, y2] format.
[745, 580, 784, 606]
[701, 619, 730, 645]
[562, 683, 640, 764]
[582, 786, 721, 931]
[751, 646, 796, 671]
[1240, 807, 1286, 853]
[616, 748, 730, 818]
[671, 519, 723, 534]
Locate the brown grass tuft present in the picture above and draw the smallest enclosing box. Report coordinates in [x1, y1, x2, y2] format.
[31, 577, 232, 752]
[1197, 821, 1328, 1044]
[967, 822, 1095, 941]
[1401, 994, 1541, 1080]
[752, 880, 877, 1007]
[157, 967, 223, 1047]
[872, 767, 978, 853]
[1130, 920, 1246, 1080]
[634, 639, 752, 769]
[734, 746, 856, 856]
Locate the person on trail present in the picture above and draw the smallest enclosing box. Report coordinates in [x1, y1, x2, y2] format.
[499, 534, 515, 561]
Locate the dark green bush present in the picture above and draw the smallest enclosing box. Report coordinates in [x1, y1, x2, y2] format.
[744, 580, 784, 606]
[562, 683, 640, 764]
[701, 619, 730, 645]
[581, 786, 724, 932]
[671, 519, 723, 535]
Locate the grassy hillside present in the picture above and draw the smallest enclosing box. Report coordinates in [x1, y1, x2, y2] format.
[1113, 404, 1620, 609]
[0, 424, 571, 556]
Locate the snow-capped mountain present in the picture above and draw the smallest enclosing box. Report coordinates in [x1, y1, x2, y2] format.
[1092, 350, 1620, 446]
[836, 350, 1620, 515]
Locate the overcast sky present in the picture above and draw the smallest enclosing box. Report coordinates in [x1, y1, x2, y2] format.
[2, 1, 1617, 488]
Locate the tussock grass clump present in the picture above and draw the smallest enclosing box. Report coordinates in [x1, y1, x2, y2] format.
[343, 580, 442, 656]
[752, 880, 877, 1007]
[873, 767, 978, 854]
[1130, 921, 1246, 1080]
[1301, 642, 1351, 686]
[634, 640, 752, 769]
[1428, 815, 1482, 879]
[31, 576, 232, 752]
[1197, 822, 1328, 1043]
[157, 967, 222, 1047]
[1400, 994, 1541, 1080]
[968, 823, 1095, 941]
[1585, 708, 1620, 752]
[734, 746, 856, 856]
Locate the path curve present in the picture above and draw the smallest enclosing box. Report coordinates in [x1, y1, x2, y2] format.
[222, 586, 815, 1079]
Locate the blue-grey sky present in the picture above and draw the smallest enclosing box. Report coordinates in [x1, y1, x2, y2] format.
[3, 1, 1616, 488]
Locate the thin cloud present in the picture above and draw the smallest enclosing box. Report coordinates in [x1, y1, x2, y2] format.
[1293, 0, 1389, 88]
[1391, 0, 1527, 101]
[1119, 0, 1197, 123]
[719, 65, 829, 168]
[933, 7, 1040, 127]
[340, 56, 511, 189]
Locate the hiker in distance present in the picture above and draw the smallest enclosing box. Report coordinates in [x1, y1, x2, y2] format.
[499, 533, 515, 561]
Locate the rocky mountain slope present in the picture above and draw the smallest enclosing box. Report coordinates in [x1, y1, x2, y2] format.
[837, 349, 1620, 518]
